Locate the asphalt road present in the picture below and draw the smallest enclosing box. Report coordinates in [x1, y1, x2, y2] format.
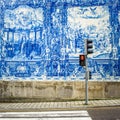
[88, 106, 120, 120]
[0, 107, 120, 120]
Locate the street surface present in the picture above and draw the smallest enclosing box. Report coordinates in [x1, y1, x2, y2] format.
[0, 107, 120, 120]
[0, 111, 92, 120]
[88, 106, 120, 120]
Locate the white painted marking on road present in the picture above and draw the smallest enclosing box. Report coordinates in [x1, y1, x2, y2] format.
[0, 117, 92, 120]
[0, 111, 92, 120]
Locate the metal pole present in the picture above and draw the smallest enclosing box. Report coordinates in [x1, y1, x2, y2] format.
[85, 39, 88, 105]
[85, 56, 88, 105]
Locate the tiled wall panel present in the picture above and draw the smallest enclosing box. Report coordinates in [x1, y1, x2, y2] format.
[0, 0, 120, 80]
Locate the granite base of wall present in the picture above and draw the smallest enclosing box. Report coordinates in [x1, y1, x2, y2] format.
[0, 81, 120, 102]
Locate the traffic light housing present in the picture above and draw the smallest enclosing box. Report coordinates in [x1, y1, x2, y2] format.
[79, 55, 86, 66]
[89, 71, 92, 79]
[86, 39, 93, 54]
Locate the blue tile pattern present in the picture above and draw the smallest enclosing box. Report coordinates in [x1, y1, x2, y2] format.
[0, 0, 120, 80]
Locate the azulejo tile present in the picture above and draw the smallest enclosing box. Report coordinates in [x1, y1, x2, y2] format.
[0, 0, 120, 80]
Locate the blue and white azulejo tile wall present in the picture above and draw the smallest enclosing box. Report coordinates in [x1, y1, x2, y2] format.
[0, 0, 120, 80]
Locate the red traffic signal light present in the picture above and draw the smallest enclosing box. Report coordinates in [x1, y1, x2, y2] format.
[79, 55, 86, 66]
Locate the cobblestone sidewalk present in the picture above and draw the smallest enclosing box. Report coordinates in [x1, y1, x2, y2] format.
[0, 99, 120, 112]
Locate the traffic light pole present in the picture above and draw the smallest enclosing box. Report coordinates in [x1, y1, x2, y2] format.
[85, 55, 89, 105]
[79, 39, 93, 105]
[85, 40, 88, 105]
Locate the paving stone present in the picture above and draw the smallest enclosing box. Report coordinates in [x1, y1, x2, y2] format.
[0, 99, 120, 111]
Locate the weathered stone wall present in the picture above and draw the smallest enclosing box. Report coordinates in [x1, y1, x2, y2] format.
[0, 81, 120, 102]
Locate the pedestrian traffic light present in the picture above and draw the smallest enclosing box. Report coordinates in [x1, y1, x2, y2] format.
[86, 39, 93, 54]
[89, 71, 92, 79]
[79, 55, 86, 66]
